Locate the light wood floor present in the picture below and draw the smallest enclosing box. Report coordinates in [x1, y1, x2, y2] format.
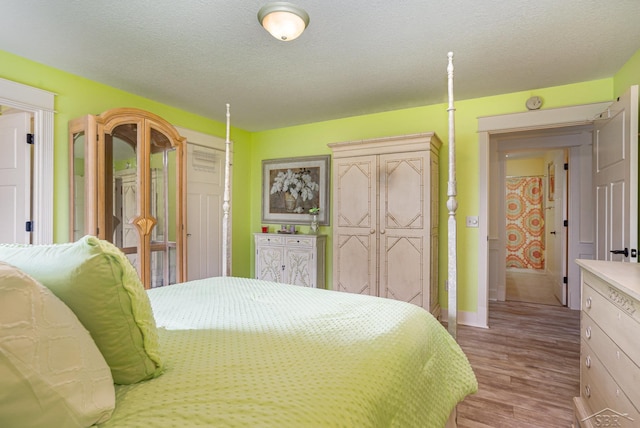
[454, 300, 580, 428]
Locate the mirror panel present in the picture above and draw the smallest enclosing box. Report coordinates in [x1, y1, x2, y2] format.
[111, 124, 140, 274]
[149, 127, 177, 288]
[71, 131, 86, 241]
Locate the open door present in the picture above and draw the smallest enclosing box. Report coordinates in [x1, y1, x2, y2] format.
[0, 111, 32, 244]
[594, 85, 639, 262]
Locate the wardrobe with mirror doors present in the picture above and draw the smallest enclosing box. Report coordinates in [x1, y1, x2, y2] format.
[69, 108, 186, 289]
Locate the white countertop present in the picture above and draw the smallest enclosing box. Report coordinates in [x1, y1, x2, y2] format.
[576, 259, 640, 302]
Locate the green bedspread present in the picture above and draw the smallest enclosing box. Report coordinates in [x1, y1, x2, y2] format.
[98, 277, 477, 427]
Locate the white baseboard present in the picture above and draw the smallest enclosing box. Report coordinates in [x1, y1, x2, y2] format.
[440, 308, 489, 329]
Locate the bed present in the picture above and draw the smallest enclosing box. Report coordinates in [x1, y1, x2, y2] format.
[109, 277, 476, 427]
[0, 235, 476, 428]
[1, 53, 476, 428]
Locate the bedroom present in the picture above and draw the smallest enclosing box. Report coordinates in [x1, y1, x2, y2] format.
[1, 1, 640, 427]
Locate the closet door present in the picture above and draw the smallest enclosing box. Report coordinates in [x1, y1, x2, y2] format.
[332, 155, 377, 296]
[379, 151, 430, 308]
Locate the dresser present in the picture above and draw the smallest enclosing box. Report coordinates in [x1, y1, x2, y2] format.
[574, 259, 640, 428]
[328, 133, 441, 316]
[254, 233, 326, 288]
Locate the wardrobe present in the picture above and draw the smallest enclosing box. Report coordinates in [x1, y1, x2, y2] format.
[328, 133, 441, 316]
[69, 108, 186, 289]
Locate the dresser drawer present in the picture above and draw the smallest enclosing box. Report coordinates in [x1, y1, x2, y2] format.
[580, 341, 640, 422]
[582, 275, 640, 364]
[581, 312, 640, 411]
[285, 236, 315, 247]
[255, 234, 285, 246]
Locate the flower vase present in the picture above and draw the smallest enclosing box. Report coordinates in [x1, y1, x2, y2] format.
[310, 214, 319, 234]
[284, 192, 296, 212]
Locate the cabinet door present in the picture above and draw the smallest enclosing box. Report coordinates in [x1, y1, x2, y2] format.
[379, 151, 430, 308]
[333, 155, 377, 296]
[256, 244, 285, 282]
[285, 247, 315, 287]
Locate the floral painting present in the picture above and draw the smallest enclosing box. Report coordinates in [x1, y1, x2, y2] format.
[262, 155, 330, 225]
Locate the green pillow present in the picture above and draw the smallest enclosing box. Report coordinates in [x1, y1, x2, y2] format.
[0, 236, 163, 384]
[0, 261, 115, 427]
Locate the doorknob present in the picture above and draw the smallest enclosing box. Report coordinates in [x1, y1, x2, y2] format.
[610, 248, 629, 258]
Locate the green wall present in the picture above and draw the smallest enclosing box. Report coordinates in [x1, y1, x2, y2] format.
[250, 47, 640, 313]
[0, 49, 253, 276]
[2, 46, 640, 314]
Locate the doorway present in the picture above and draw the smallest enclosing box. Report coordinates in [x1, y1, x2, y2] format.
[503, 149, 566, 307]
[474, 102, 610, 329]
[0, 77, 55, 244]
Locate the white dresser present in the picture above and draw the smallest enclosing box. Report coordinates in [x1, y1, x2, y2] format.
[574, 259, 640, 428]
[254, 233, 326, 288]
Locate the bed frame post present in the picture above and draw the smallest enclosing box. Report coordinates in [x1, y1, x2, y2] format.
[222, 103, 232, 276]
[447, 52, 458, 338]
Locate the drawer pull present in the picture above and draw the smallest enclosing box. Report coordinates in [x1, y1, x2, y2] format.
[585, 326, 591, 339]
[585, 355, 591, 368]
[585, 385, 591, 398]
[585, 297, 592, 309]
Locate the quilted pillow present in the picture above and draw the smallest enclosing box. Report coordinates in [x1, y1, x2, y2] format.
[0, 262, 115, 427]
[0, 235, 163, 384]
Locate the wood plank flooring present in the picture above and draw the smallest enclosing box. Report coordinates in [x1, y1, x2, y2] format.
[454, 301, 580, 428]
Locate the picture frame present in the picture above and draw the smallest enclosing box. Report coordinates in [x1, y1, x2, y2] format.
[547, 161, 555, 202]
[262, 155, 330, 225]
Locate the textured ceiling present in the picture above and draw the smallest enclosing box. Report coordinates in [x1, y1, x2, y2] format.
[1, 1, 639, 131]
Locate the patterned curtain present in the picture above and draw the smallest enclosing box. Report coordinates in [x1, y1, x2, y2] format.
[506, 177, 545, 269]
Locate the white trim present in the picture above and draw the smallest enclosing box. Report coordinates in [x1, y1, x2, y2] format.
[440, 307, 488, 329]
[174, 126, 227, 151]
[477, 102, 611, 328]
[0, 78, 55, 244]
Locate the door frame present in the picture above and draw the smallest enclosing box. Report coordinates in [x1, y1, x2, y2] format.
[476, 102, 611, 328]
[0, 78, 54, 244]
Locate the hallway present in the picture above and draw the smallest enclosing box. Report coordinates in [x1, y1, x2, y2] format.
[506, 269, 562, 306]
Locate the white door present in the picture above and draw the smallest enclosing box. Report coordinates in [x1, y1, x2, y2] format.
[0, 111, 32, 244]
[549, 150, 568, 305]
[186, 144, 224, 280]
[594, 85, 639, 262]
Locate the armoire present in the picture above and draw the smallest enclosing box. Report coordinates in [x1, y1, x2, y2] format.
[69, 108, 188, 289]
[328, 133, 441, 316]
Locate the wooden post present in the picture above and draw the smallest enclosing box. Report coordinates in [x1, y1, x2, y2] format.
[222, 103, 232, 276]
[447, 52, 458, 338]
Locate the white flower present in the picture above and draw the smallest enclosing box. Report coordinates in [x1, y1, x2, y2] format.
[270, 168, 318, 202]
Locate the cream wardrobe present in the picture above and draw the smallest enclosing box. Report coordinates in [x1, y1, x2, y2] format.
[328, 133, 441, 316]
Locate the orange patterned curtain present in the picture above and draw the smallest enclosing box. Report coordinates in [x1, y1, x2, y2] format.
[506, 177, 545, 269]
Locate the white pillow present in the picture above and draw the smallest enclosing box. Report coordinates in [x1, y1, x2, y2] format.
[0, 262, 115, 428]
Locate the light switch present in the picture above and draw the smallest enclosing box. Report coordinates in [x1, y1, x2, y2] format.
[466, 216, 479, 228]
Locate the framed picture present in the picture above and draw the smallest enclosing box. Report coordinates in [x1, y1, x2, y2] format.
[262, 155, 330, 225]
[547, 161, 555, 201]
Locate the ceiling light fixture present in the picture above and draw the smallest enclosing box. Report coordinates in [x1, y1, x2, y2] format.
[257, 2, 309, 41]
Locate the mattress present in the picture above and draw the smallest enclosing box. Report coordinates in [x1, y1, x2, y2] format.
[97, 277, 477, 427]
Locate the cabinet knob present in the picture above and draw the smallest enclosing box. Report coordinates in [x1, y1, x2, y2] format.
[585, 326, 591, 339]
[584, 385, 591, 398]
[585, 297, 592, 309]
[380, 229, 386, 234]
[585, 355, 591, 368]
[370, 229, 375, 234]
